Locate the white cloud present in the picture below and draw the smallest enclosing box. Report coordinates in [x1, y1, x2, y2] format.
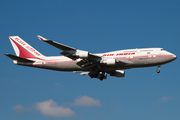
[13, 105, 25, 113]
[72, 96, 101, 106]
[36, 99, 75, 118]
[13, 96, 100, 117]
[157, 96, 174, 103]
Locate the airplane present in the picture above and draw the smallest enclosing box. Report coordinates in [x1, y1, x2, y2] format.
[5, 35, 177, 81]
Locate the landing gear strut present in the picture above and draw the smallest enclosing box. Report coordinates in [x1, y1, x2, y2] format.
[156, 66, 160, 73]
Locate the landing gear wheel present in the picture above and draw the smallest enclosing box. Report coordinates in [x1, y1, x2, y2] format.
[88, 69, 100, 78]
[157, 66, 160, 73]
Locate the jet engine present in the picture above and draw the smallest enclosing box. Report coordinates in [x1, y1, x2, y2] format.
[75, 51, 89, 58]
[101, 59, 116, 65]
[110, 70, 125, 77]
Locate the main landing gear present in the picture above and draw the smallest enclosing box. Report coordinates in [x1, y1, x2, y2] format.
[156, 66, 160, 73]
[88, 69, 100, 78]
[88, 69, 107, 81]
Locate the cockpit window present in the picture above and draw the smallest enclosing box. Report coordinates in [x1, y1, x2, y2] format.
[161, 49, 165, 51]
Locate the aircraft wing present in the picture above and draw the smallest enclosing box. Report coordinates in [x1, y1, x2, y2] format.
[37, 35, 127, 70]
[37, 35, 76, 51]
[37, 35, 101, 60]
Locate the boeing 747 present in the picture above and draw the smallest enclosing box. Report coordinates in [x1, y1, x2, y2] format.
[5, 36, 177, 80]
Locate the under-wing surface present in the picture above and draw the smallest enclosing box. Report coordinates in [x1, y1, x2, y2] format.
[5, 36, 177, 80]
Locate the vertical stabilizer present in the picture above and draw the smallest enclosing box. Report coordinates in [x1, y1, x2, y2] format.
[9, 36, 45, 59]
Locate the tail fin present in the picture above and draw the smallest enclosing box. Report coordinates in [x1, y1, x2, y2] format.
[9, 36, 45, 59]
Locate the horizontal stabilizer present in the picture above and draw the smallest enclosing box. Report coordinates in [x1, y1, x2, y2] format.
[5, 54, 34, 62]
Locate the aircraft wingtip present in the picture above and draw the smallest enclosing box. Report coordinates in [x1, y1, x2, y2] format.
[37, 35, 47, 41]
[4, 53, 9, 56]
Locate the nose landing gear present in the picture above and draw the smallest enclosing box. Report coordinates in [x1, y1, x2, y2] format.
[156, 66, 160, 73]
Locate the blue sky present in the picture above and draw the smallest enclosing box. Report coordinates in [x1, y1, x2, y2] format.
[0, 0, 180, 120]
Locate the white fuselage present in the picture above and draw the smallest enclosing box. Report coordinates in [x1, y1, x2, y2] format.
[15, 48, 176, 72]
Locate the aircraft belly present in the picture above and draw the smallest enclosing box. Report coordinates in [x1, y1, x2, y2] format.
[33, 62, 82, 71]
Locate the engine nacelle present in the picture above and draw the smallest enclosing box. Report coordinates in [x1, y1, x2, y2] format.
[76, 51, 89, 58]
[101, 59, 116, 65]
[110, 70, 125, 77]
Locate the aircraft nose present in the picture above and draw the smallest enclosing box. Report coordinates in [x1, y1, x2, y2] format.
[171, 54, 177, 60]
[164, 53, 177, 63]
